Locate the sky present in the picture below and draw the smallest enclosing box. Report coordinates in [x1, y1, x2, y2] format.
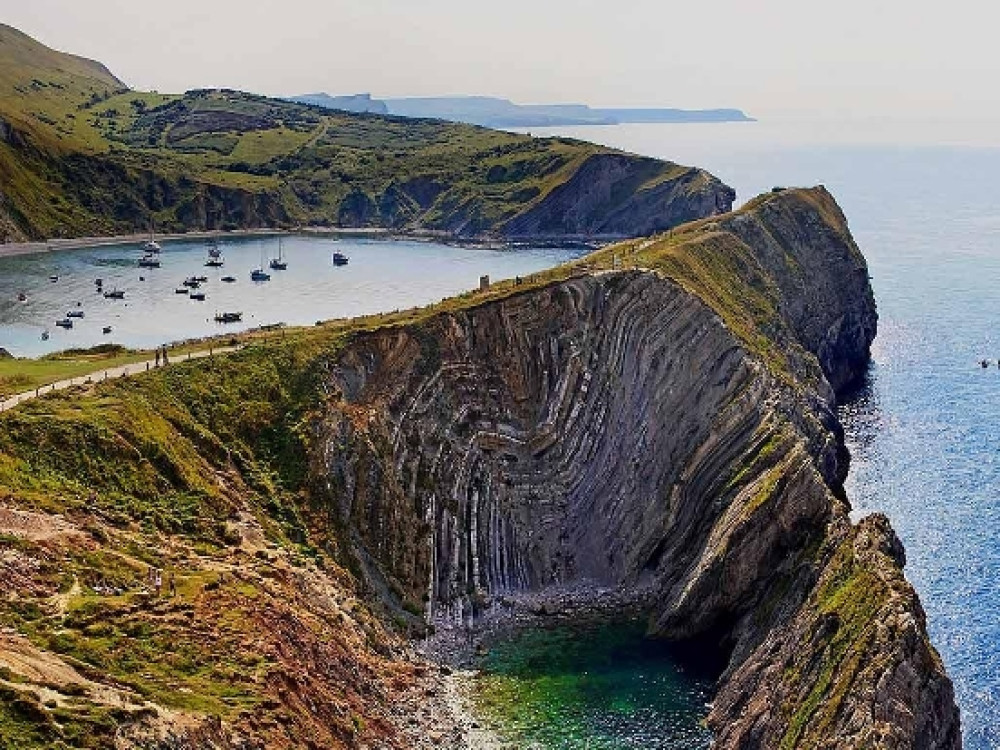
[2, 0, 999, 122]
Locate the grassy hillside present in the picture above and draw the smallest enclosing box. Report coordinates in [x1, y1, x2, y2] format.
[0, 25, 733, 242]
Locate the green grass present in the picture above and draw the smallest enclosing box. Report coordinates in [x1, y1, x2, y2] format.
[0, 340, 245, 400]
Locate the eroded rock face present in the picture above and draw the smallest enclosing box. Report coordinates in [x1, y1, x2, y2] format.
[308, 187, 958, 748]
[502, 152, 735, 238]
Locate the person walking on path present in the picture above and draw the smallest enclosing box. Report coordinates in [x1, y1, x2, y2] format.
[155, 349, 160, 367]
[154, 569, 162, 597]
[162, 346, 169, 366]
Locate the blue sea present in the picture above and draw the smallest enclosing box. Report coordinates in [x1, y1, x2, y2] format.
[520, 120, 1000, 748]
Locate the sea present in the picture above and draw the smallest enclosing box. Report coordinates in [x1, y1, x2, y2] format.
[512, 118, 1000, 748]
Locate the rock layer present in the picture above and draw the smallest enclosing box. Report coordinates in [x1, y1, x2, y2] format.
[310, 187, 959, 747]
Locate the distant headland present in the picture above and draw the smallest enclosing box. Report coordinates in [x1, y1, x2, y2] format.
[288, 92, 754, 128]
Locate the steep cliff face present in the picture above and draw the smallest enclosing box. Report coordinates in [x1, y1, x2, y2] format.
[500, 152, 735, 238]
[308, 187, 958, 747]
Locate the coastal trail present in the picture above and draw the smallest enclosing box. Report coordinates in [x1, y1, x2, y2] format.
[0, 345, 242, 413]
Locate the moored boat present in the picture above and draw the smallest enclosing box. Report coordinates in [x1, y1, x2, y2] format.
[205, 240, 224, 267]
[214, 311, 243, 323]
[142, 226, 162, 254]
[332, 252, 349, 266]
[55, 318, 73, 329]
[104, 289, 125, 299]
[269, 237, 288, 270]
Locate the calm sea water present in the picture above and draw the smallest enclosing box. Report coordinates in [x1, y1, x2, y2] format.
[521, 121, 1000, 748]
[0, 237, 580, 358]
[475, 622, 714, 749]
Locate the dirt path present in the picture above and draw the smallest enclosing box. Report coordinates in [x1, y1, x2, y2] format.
[0, 345, 242, 413]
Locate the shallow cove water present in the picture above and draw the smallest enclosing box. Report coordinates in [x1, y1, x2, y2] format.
[473, 621, 714, 749]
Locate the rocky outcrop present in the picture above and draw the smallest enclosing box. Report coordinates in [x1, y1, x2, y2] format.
[502, 152, 734, 238]
[307, 187, 958, 747]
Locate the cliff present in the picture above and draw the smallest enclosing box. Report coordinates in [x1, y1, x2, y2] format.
[0, 187, 958, 748]
[309, 186, 958, 746]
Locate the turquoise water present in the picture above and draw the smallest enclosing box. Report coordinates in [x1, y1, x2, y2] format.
[475, 622, 714, 749]
[521, 123, 1000, 748]
[0, 236, 582, 358]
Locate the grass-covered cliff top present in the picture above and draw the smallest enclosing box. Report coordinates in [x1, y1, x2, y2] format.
[0, 25, 731, 243]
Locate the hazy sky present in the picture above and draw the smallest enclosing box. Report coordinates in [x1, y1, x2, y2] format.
[3, 0, 998, 120]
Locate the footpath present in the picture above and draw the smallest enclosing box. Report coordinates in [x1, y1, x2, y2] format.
[0, 345, 241, 413]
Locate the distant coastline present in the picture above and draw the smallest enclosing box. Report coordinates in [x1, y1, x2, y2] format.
[289, 93, 754, 128]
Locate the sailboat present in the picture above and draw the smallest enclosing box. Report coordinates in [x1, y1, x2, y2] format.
[205, 239, 224, 268]
[269, 237, 288, 271]
[251, 244, 271, 282]
[142, 225, 162, 254]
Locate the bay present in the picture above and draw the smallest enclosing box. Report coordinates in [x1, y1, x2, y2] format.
[0, 236, 581, 358]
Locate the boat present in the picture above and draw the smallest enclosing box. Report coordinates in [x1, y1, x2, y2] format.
[332, 252, 349, 266]
[41, 330, 49, 341]
[17, 291, 26, 302]
[175, 287, 189, 294]
[66, 310, 85, 319]
[95, 278, 103, 287]
[55, 318, 73, 329]
[183, 277, 201, 288]
[142, 227, 162, 254]
[205, 240, 224, 267]
[214, 311, 243, 323]
[138, 254, 161, 268]
[251, 244, 271, 281]
[104, 289, 125, 299]
[269, 237, 288, 270]
[190, 291, 206, 301]
[49, 275, 59, 282]
[102, 326, 113, 334]
[221, 276, 236, 283]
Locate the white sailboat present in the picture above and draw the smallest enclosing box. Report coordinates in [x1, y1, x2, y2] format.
[142, 225, 162, 254]
[269, 237, 288, 270]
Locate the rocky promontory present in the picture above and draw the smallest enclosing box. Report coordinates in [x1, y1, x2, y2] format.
[0, 186, 959, 748]
[311, 186, 958, 747]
